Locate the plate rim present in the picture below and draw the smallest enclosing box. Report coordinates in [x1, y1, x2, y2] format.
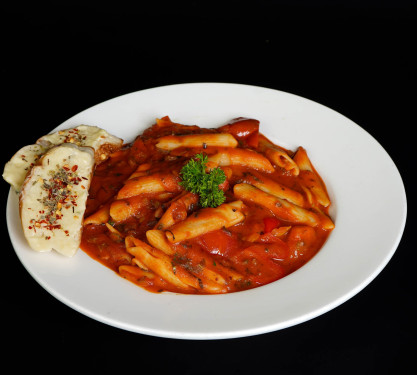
[6, 82, 407, 339]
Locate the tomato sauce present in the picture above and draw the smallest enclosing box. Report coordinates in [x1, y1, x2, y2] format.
[80, 117, 334, 294]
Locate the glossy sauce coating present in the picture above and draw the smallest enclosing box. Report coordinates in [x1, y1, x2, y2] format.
[81, 117, 334, 294]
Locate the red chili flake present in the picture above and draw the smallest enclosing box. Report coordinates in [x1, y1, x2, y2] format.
[72, 165, 78, 172]
[63, 165, 70, 171]
[82, 176, 88, 180]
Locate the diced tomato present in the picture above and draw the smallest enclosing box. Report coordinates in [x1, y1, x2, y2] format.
[230, 242, 289, 285]
[219, 118, 260, 148]
[196, 228, 240, 257]
[286, 226, 317, 262]
[245, 131, 259, 148]
[254, 241, 289, 261]
[263, 217, 280, 233]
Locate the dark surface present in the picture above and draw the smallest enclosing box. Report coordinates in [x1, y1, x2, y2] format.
[2, 2, 415, 374]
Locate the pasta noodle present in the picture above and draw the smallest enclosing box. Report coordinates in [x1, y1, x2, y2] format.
[165, 201, 246, 243]
[116, 173, 182, 199]
[258, 135, 300, 175]
[156, 133, 238, 151]
[146, 229, 175, 255]
[155, 192, 199, 230]
[83, 202, 111, 225]
[80, 116, 334, 294]
[236, 170, 305, 207]
[233, 183, 321, 227]
[293, 146, 330, 207]
[207, 148, 275, 173]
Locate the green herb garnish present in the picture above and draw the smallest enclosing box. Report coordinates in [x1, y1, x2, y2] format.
[179, 153, 226, 208]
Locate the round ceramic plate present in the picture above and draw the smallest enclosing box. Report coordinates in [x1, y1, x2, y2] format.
[6, 83, 407, 339]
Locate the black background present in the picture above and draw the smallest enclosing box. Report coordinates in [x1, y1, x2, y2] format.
[2, 1, 415, 374]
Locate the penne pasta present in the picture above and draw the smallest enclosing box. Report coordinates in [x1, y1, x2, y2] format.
[318, 212, 335, 230]
[83, 202, 111, 225]
[116, 173, 182, 199]
[117, 175, 166, 199]
[126, 235, 227, 293]
[125, 236, 195, 291]
[110, 196, 150, 222]
[165, 201, 246, 243]
[207, 148, 275, 173]
[127, 161, 181, 180]
[169, 247, 232, 293]
[313, 207, 335, 230]
[156, 133, 238, 151]
[188, 266, 228, 294]
[211, 262, 244, 282]
[300, 184, 314, 207]
[79, 117, 334, 295]
[119, 265, 155, 280]
[110, 192, 173, 222]
[146, 229, 175, 255]
[126, 163, 153, 180]
[258, 135, 299, 175]
[238, 170, 305, 207]
[233, 183, 320, 227]
[155, 192, 199, 230]
[105, 222, 124, 239]
[293, 146, 330, 207]
[118, 265, 157, 290]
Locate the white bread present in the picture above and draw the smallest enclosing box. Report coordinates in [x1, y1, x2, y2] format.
[3, 144, 47, 192]
[3, 125, 123, 193]
[37, 125, 123, 164]
[19, 143, 95, 257]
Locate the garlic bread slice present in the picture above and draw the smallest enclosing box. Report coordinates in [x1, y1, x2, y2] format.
[37, 124, 123, 164]
[3, 144, 47, 192]
[19, 143, 95, 257]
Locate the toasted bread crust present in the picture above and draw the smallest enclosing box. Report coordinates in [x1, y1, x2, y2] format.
[36, 125, 123, 164]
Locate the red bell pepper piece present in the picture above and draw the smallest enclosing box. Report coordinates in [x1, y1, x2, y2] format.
[263, 217, 280, 233]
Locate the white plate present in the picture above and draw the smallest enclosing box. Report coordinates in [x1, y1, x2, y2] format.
[6, 83, 407, 340]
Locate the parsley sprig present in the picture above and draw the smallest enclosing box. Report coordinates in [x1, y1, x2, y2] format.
[179, 153, 226, 208]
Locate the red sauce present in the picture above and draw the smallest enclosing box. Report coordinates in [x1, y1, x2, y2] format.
[80, 117, 334, 294]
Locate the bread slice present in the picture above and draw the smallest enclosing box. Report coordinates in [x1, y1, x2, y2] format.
[37, 125, 123, 164]
[3, 144, 47, 192]
[4, 125, 123, 193]
[19, 143, 95, 257]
